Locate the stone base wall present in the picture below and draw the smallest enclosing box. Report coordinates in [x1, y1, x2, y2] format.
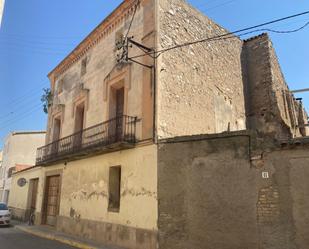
[158, 132, 309, 249]
[56, 216, 158, 249]
[34, 211, 43, 226]
[9, 207, 30, 222]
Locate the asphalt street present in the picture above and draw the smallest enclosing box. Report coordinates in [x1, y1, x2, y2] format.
[0, 225, 77, 249]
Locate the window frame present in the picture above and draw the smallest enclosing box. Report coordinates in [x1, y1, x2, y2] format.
[108, 165, 121, 213]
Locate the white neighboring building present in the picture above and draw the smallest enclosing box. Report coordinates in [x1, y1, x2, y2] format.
[0, 0, 5, 28]
[0, 131, 46, 204]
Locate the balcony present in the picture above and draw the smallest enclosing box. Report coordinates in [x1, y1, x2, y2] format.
[36, 115, 137, 165]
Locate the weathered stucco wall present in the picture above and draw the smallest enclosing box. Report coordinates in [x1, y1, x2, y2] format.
[8, 167, 42, 220]
[243, 34, 308, 140]
[158, 133, 309, 249]
[47, 0, 155, 144]
[2, 132, 45, 171]
[156, 0, 246, 139]
[56, 144, 158, 249]
[8, 165, 64, 221]
[10, 144, 158, 247]
[1, 132, 45, 202]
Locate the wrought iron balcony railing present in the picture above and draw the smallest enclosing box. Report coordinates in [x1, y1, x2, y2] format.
[36, 115, 137, 165]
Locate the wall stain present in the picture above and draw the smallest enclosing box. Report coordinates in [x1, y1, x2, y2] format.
[70, 207, 81, 221]
[121, 187, 156, 198]
[88, 191, 108, 199]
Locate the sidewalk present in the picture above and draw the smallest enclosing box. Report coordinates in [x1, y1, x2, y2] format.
[14, 221, 124, 249]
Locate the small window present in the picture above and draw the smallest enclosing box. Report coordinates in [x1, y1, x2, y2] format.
[7, 167, 16, 178]
[108, 166, 121, 212]
[58, 79, 64, 94]
[81, 58, 87, 76]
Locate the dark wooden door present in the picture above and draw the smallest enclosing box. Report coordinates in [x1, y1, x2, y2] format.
[30, 179, 39, 211]
[45, 175, 60, 226]
[53, 119, 61, 142]
[74, 105, 85, 148]
[51, 118, 61, 155]
[115, 88, 124, 141]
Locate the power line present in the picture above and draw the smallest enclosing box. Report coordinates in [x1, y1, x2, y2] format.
[128, 11, 309, 60]
[116, 0, 140, 63]
[0, 104, 43, 131]
[0, 46, 67, 55]
[0, 39, 73, 50]
[0, 82, 47, 106]
[194, 0, 229, 8]
[0, 36, 76, 47]
[0, 33, 83, 40]
[199, 0, 239, 12]
[266, 18, 309, 29]
[152, 12, 309, 58]
[0, 44, 67, 55]
[0, 94, 43, 114]
[0, 47, 66, 56]
[0, 97, 43, 121]
[247, 20, 309, 34]
[196, 21, 309, 44]
[124, 0, 140, 41]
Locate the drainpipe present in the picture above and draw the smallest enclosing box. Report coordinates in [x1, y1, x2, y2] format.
[153, 0, 159, 144]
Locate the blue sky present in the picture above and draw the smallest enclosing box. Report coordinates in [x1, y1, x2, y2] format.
[0, 0, 308, 148]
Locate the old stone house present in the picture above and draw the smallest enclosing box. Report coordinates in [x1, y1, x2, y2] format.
[8, 0, 309, 249]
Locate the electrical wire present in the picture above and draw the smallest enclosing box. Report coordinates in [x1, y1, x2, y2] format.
[194, 0, 229, 9]
[124, 0, 140, 41]
[0, 48, 66, 56]
[128, 11, 309, 60]
[186, 20, 309, 43]
[0, 37, 76, 47]
[0, 85, 48, 121]
[0, 97, 44, 121]
[0, 104, 43, 131]
[252, 21, 309, 34]
[0, 40, 72, 50]
[199, 0, 238, 12]
[0, 97, 43, 116]
[0, 83, 47, 107]
[0, 33, 83, 40]
[0, 44, 69, 54]
[153, 21, 309, 58]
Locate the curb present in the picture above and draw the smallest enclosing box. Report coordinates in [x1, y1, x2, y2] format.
[15, 225, 98, 249]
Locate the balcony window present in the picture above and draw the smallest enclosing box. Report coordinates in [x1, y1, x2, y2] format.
[73, 103, 85, 149]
